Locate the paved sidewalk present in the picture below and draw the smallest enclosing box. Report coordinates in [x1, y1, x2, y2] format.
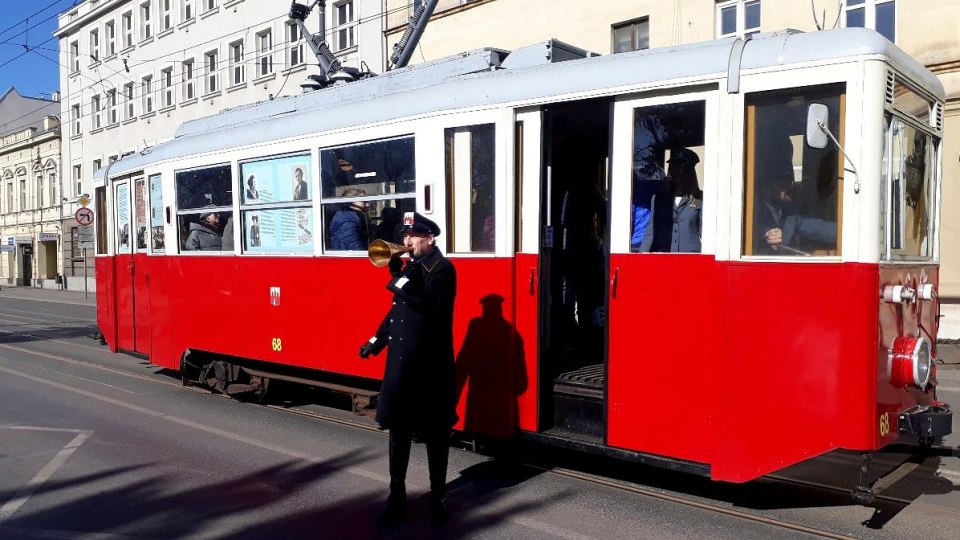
[0, 285, 97, 307]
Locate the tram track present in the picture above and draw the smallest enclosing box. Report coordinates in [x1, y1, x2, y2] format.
[1, 320, 958, 536]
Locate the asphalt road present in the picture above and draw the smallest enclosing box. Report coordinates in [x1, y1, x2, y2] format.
[1, 291, 959, 539]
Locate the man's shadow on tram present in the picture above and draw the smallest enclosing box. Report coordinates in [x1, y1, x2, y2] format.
[454, 293, 528, 442]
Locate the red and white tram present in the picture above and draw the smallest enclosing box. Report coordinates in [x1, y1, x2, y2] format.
[94, 27, 951, 492]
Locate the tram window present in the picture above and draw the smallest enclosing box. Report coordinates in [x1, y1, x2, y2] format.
[95, 186, 107, 255]
[175, 164, 233, 252]
[148, 174, 164, 253]
[134, 177, 148, 252]
[885, 117, 935, 259]
[629, 101, 706, 253]
[444, 123, 495, 253]
[319, 136, 416, 251]
[238, 154, 314, 253]
[742, 84, 844, 257]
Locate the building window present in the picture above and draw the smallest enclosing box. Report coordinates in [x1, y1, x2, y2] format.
[334, 0, 355, 51]
[717, 0, 761, 38]
[182, 59, 195, 100]
[36, 173, 43, 208]
[844, 0, 895, 42]
[161, 0, 173, 31]
[256, 30, 273, 77]
[90, 29, 100, 62]
[19, 178, 26, 210]
[140, 1, 152, 40]
[122, 11, 133, 48]
[612, 18, 649, 53]
[48, 172, 56, 205]
[124, 82, 135, 119]
[142, 75, 154, 113]
[73, 165, 83, 196]
[71, 104, 81, 136]
[204, 0, 218, 12]
[287, 22, 304, 68]
[69, 40, 80, 72]
[105, 21, 116, 56]
[161, 67, 174, 107]
[5, 182, 11, 212]
[205, 50, 219, 93]
[183, 0, 194, 20]
[230, 40, 245, 86]
[91, 94, 102, 130]
[107, 89, 118, 124]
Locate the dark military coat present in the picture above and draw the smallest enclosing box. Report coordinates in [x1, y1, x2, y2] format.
[368, 247, 457, 436]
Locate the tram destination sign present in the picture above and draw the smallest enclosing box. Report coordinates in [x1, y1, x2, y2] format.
[75, 207, 94, 226]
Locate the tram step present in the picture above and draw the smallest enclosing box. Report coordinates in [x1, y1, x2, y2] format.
[553, 364, 605, 399]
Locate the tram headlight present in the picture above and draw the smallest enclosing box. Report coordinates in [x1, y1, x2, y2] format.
[890, 336, 932, 389]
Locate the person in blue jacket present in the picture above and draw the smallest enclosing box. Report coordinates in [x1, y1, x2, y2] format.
[755, 175, 837, 255]
[329, 187, 370, 250]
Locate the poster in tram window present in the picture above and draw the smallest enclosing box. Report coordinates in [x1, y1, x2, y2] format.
[240, 154, 312, 205]
[115, 182, 131, 253]
[244, 208, 313, 253]
[149, 174, 164, 253]
[134, 177, 147, 252]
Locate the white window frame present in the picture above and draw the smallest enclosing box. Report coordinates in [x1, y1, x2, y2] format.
[333, 0, 356, 51]
[230, 40, 245, 86]
[204, 0, 218, 13]
[140, 1, 152, 41]
[91, 94, 102, 130]
[48, 171, 56, 206]
[71, 104, 81, 136]
[182, 59, 196, 100]
[161, 67, 174, 107]
[124, 82, 136, 119]
[205, 49, 219, 94]
[107, 89, 118, 124]
[716, 0, 761, 38]
[287, 22, 304, 68]
[105, 20, 116, 56]
[184, 0, 194, 20]
[36, 172, 44, 209]
[19, 177, 26, 211]
[843, 0, 896, 42]
[142, 75, 154, 113]
[256, 29, 273, 78]
[73, 165, 82, 196]
[90, 29, 100, 62]
[69, 41, 80, 72]
[122, 11, 134, 49]
[161, 0, 173, 31]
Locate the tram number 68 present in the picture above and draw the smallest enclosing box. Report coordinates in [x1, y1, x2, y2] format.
[879, 412, 890, 437]
[271, 338, 283, 352]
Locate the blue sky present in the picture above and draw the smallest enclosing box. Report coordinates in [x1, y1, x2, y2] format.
[0, 0, 77, 100]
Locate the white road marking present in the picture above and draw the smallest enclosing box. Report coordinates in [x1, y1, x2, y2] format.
[0, 428, 92, 521]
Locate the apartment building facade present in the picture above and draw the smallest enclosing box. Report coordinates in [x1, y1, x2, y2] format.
[54, 0, 384, 291]
[0, 89, 63, 288]
[385, 0, 960, 336]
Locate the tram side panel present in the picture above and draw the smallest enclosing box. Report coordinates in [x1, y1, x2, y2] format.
[115, 253, 135, 351]
[148, 256, 178, 370]
[95, 257, 118, 353]
[512, 252, 540, 433]
[133, 253, 152, 356]
[172, 257, 242, 360]
[451, 257, 527, 439]
[606, 253, 722, 466]
[717, 262, 876, 482]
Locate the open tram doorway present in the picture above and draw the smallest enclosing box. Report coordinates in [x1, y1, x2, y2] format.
[539, 99, 611, 440]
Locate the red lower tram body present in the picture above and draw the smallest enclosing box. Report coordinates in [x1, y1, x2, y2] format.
[97, 253, 950, 483]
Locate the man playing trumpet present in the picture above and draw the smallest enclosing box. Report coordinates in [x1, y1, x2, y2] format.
[358, 211, 458, 527]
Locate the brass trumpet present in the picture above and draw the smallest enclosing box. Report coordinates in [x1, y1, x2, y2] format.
[368, 239, 412, 267]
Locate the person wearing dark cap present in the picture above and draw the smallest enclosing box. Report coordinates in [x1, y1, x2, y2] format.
[184, 210, 222, 251]
[358, 211, 457, 527]
[666, 147, 703, 253]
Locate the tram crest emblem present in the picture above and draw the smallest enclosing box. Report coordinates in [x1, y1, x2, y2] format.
[270, 287, 281, 307]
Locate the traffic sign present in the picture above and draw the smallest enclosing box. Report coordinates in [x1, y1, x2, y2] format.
[78, 225, 95, 249]
[75, 207, 94, 226]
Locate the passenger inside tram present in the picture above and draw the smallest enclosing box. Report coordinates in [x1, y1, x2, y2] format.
[665, 147, 703, 253]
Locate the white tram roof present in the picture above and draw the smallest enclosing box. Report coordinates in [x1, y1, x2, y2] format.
[101, 27, 942, 180]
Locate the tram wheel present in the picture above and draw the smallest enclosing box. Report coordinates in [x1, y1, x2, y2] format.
[251, 376, 270, 404]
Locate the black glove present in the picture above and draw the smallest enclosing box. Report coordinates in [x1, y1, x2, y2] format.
[359, 341, 375, 358]
[388, 255, 403, 276]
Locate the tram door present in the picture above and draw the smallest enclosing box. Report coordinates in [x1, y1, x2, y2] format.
[131, 176, 151, 355]
[537, 99, 612, 438]
[114, 180, 135, 351]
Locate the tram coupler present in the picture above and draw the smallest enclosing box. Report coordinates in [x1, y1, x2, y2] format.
[897, 404, 952, 442]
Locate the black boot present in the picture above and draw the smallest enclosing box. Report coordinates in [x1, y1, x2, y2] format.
[376, 480, 408, 525]
[427, 437, 450, 526]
